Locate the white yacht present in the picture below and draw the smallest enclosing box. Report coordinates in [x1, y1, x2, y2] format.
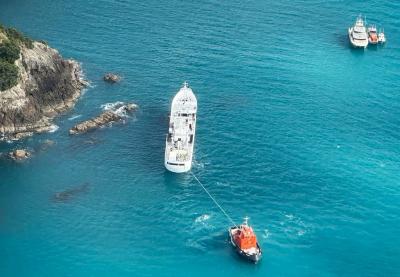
[348, 16, 369, 48]
[165, 82, 197, 173]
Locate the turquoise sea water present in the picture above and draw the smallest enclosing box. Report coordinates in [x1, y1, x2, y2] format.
[1, 0, 400, 276]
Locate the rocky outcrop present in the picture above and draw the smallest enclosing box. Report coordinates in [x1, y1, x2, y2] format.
[69, 102, 138, 135]
[103, 73, 121, 83]
[8, 149, 31, 160]
[0, 41, 87, 140]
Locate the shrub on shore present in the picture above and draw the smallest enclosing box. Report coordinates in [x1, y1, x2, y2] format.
[0, 60, 19, 91]
[5, 27, 34, 49]
[0, 23, 35, 91]
[0, 41, 20, 63]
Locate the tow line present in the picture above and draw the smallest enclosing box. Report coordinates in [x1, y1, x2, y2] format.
[191, 172, 238, 228]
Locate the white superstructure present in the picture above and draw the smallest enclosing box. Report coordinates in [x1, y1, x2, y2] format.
[165, 82, 197, 173]
[348, 16, 369, 48]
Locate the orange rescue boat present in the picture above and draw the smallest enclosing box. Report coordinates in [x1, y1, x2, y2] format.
[229, 217, 262, 263]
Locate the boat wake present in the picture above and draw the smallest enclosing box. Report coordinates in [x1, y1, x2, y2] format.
[193, 214, 214, 230]
[262, 229, 270, 239]
[281, 213, 312, 238]
[193, 159, 205, 169]
[195, 214, 211, 223]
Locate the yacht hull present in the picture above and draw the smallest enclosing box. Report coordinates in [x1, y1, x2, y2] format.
[348, 28, 368, 48]
[164, 83, 197, 173]
[165, 160, 192, 173]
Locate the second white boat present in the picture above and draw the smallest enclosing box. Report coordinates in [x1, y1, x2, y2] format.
[165, 82, 197, 173]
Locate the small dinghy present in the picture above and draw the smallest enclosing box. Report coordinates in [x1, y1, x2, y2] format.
[378, 29, 386, 44]
[229, 217, 262, 263]
[368, 25, 378, 45]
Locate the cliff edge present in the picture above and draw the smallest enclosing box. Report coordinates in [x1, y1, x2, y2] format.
[0, 26, 87, 140]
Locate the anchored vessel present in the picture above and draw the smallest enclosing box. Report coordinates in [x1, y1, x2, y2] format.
[368, 25, 378, 45]
[348, 16, 369, 48]
[378, 28, 386, 43]
[165, 82, 197, 173]
[229, 217, 262, 263]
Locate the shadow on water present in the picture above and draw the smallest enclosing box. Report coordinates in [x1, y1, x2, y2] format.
[349, 47, 367, 56]
[65, 135, 106, 153]
[334, 32, 372, 55]
[334, 33, 351, 49]
[51, 182, 90, 203]
[132, 104, 169, 171]
[187, 230, 228, 253]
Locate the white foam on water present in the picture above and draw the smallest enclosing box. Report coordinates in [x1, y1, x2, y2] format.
[193, 160, 205, 169]
[281, 213, 313, 239]
[285, 214, 294, 220]
[68, 114, 82, 121]
[113, 105, 130, 118]
[48, 124, 59, 133]
[263, 229, 270, 239]
[101, 101, 125, 111]
[297, 230, 306, 236]
[195, 214, 210, 223]
[100, 101, 136, 118]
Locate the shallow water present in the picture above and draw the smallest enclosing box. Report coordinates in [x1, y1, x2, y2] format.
[0, 0, 400, 276]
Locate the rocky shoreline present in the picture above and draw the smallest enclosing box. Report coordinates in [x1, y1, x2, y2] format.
[0, 39, 88, 141]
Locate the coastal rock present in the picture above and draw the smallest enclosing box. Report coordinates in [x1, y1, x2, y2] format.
[8, 149, 31, 160]
[69, 111, 122, 135]
[103, 73, 121, 83]
[0, 31, 88, 140]
[69, 102, 138, 135]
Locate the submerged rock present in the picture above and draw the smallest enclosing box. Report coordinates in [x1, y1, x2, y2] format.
[69, 102, 138, 135]
[42, 139, 55, 147]
[103, 73, 121, 83]
[36, 139, 56, 152]
[8, 149, 31, 160]
[52, 183, 89, 202]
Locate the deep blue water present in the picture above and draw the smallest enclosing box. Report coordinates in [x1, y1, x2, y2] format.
[1, 0, 400, 276]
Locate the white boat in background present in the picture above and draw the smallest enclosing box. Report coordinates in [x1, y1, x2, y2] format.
[165, 82, 197, 173]
[348, 16, 369, 48]
[378, 28, 386, 43]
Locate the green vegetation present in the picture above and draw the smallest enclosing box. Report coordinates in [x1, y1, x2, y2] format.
[0, 23, 35, 91]
[0, 60, 19, 91]
[4, 27, 34, 49]
[0, 24, 34, 49]
[0, 41, 20, 63]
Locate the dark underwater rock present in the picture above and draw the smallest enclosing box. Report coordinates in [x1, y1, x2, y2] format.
[52, 183, 89, 202]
